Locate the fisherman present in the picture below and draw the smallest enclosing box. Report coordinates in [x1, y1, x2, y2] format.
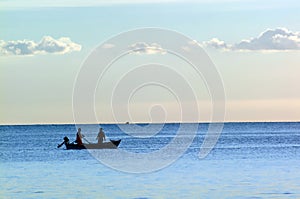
[96, 128, 106, 144]
[75, 128, 85, 145]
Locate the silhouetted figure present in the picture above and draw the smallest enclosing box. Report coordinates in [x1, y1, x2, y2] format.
[57, 136, 70, 148]
[96, 128, 106, 144]
[75, 128, 84, 145]
[64, 136, 70, 144]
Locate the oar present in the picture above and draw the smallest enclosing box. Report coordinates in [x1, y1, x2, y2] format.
[57, 141, 64, 148]
[83, 137, 92, 144]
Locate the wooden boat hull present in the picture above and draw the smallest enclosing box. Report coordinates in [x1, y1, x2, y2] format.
[64, 139, 121, 150]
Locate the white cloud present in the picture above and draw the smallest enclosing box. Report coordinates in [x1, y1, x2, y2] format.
[203, 38, 231, 50]
[0, 36, 81, 56]
[128, 42, 167, 55]
[234, 28, 300, 51]
[182, 40, 202, 52]
[204, 28, 300, 52]
[102, 43, 115, 49]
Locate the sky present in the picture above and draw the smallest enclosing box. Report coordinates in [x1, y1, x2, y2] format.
[1, 0, 300, 124]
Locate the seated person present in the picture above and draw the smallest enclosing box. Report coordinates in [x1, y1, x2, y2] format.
[63, 136, 70, 144]
[75, 128, 84, 145]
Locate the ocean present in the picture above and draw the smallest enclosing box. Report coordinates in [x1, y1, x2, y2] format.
[1, 122, 300, 198]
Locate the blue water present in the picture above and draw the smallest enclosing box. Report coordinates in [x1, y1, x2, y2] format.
[1, 122, 300, 198]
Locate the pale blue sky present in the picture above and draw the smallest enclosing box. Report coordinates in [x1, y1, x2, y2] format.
[1, 1, 299, 124]
[1, 1, 299, 43]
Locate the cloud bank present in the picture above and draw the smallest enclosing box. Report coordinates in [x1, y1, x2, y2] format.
[204, 28, 300, 51]
[129, 42, 167, 55]
[0, 36, 82, 56]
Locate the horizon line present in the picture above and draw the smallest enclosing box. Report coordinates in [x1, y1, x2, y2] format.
[1, 120, 299, 126]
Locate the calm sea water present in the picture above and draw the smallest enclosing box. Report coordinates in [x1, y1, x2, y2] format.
[1, 122, 300, 198]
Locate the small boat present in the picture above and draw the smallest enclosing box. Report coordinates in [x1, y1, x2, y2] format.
[58, 136, 121, 150]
